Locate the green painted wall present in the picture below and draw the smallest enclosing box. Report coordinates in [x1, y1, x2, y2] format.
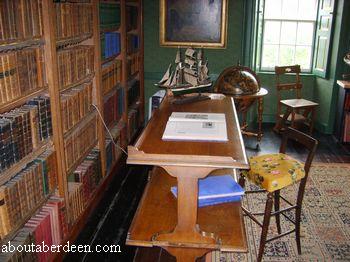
[143, 0, 245, 117]
[143, 0, 350, 134]
[313, 0, 350, 134]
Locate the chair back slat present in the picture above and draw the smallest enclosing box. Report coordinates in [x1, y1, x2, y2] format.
[279, 127, 318, 174]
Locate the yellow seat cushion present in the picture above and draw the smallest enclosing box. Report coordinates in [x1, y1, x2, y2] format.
[242, 153, 305, 192]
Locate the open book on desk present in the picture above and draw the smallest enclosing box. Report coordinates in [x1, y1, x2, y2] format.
[162, 112, 228, 142]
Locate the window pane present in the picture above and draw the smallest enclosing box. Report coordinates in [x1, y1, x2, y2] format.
[298, 0, 318, 20]
[263, 21, 281, 44]
[280, 22, 297, 45]
[297, 23, 314, 45]
[279, 45, 295, 66]
[262, 44, 279, 68]
[265, 0, 282, 19]
[281, 0, 298, 19]
[296, 46, 312, 70]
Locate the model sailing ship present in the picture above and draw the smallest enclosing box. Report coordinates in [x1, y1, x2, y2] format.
[156, 47, 212, 96]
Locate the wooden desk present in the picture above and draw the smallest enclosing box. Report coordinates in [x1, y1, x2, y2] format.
[126, 95, 249, 261]
[233, 87, 268, 143]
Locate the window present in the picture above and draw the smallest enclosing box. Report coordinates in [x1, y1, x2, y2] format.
[260, 0, 318, 72]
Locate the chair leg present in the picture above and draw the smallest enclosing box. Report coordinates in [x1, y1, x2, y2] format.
[309, 108, 316, 135]
[257, 192, 273, 262]
[295, 179, 307, 255]
[274, 190, 281, 234]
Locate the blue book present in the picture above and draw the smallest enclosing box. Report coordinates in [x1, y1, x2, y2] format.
[105, 33, 110, 58]
[171, 175, 244, 207]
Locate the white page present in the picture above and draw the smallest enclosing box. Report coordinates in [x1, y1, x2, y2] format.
[168, 112, 226, 123]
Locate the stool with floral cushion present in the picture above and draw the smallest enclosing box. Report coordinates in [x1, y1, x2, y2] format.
[239, 127, 318, 262]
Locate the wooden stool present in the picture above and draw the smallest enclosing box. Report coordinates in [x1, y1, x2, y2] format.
[273, 65, 318, 134]
[239, 127, 318, 262]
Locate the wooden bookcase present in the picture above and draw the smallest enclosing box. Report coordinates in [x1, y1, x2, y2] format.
[335, 80, 350, 143]
[0, 0, 144, 258]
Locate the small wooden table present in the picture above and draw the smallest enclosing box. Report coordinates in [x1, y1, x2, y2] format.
[232, 88, 268, 143]
[126, 95, 249, 261]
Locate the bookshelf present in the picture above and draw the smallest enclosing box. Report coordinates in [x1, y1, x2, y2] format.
[0, 0, 144, 260]
[335, 80, 350, 143]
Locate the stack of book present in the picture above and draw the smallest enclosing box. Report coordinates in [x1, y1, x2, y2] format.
[103, 87, 123, 128]
[0, 0, 43, 44]
[57, 45, 94, 90]
[101, 60, 122, 95]
[105, 139, 114, 174]
[99, 2, 121, 30]
[126, 34, 139, 54]
[0, 149, 57, 239]
[171, 175, 244, 207]
[64, 113, 97, 172]
[60, 82, 93, 133]
[54, 2, 93, 40]
[126, 6, 138, 31]
[0, 227, 36, 261]
[103, 32, 121, 59]
[127, 80, 140, 106]
[0, 95, 52, 172]
[127, 108, 140, 141]
[17, 196, 68, 261]
[69, 149, 102, 202]
[127, 52, 140, 77]
[0, 48, 45, 106]
[67, 182, 84, 224]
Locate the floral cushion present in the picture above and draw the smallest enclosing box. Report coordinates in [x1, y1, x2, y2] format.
[242, 153, 305, 192]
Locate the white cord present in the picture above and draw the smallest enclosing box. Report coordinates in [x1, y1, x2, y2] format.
[91, 104, 128, 156]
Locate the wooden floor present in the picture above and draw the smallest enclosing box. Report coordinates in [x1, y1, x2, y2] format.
[64, 124, 350, 262]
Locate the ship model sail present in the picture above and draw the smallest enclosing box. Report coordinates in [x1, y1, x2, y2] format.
[155, 47, 212, 96]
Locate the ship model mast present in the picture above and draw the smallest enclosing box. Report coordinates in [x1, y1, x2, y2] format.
[155, 47, 212, 96]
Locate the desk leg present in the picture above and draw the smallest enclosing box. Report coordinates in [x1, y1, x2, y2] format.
[257, 97, 264, 142]
[165, 247, 211, 262]
[155, 166, 217, 245]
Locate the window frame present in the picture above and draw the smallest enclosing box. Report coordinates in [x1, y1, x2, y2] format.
[256, 0, 319, 74]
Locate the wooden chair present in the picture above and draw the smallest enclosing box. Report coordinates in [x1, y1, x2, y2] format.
[239, 127, 318, 262]
[273, 65, 318, 134]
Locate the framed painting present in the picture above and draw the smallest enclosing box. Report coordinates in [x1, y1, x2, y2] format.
[159, 0, 228, 48]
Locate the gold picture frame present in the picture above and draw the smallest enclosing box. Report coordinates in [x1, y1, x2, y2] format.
[159, 0, 228, 48]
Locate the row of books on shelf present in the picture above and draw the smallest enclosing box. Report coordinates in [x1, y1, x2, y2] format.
[0, 0, 42, 44]
[61, 82, 93, 133]
[0, 148, 102, 261]
[101, 32, 121, 60]
[0, 195, 68, 262]
[127, 53, 140, 77]
[105, 123, 126, 174]
[57, 45, 94, 90]
[0, 95, 52, 172]
[126, 6, 138, 32]
[127, 107, 141, 141]
[0, 48, 45, 106]
[102, 59, 122, 95]
[127, 80, 140, 107]
[55, 2, 93, 40]
[0, 149, 57, 240]
[103, 87, 124, 128]
[126, 34, 139, 55]
[64, 113, 97, 172]
[68, 149, 102, 223]
[99, 2, 121, 30]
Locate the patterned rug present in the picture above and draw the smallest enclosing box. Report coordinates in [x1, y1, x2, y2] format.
[211, 164, 350, 262]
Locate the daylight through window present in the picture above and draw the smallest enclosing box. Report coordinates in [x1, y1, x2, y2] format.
[260, 0, 318, 72]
